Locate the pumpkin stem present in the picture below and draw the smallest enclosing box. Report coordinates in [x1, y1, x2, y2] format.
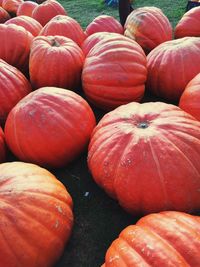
[137, 122, 149, 129]
[51, 39, 60, 47]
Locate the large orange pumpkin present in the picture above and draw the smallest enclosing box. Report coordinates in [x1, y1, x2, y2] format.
[0, 6, 10, 23]
[0, 24, 33, 74]
[88, 102, 200, 215]
[124, 6, 173, 54]
[175, 6, 200, 38]
[2, 0, 23, 15]
[5, 87, 96, 168]
[0, 161, 73, 267]
[29, 35, 84, 90]
[85, 15, 124, 36]
[179, 73, 200, 121]
[0, 127, 6, 162]
[39, 15, 87, 47]
[82, 35, 147, 110]
[5, 15, 42, 37]
[0, 59, 31, 125]
[146, 37, 200, 102]
[102, 211, 200, 266]
[32, 0, 66, 26]
[16, 1, 38, 17]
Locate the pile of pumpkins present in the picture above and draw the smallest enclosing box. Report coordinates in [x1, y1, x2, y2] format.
[0, 0, 200, 266]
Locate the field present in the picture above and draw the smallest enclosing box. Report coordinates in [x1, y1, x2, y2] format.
[52, 1, 189, 267]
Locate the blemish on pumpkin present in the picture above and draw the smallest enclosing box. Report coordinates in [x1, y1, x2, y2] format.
[54, 219, 59, 228]
[56, 205, 63, 214]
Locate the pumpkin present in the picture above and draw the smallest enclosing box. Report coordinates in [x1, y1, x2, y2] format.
[16, 1, 38, 17]
[0, 127, 6, 162]
[32, 0, 66, 26]
[39, 15, 86, 47]
[2, 0, 23, 15]
[0, 24, 33, 74]
[0, 161, 73, 267]
[82, 35, 147, 110]
[88, 102, 200, 215]
[29, 35, 84, 90]
[0, 59, 31, 125]
[124, 6, 173, 54]
[102, 211, 200, 266]
[179, 73, 200, 121]
[81, 32, 121, 56]
[85, 15, 124, 36]
[0, 6, 10, 23]
[5, 15, 42, 37]
[5, 87, 96, 168]
[146, 37, 200, 102]
[175, 6, 200, 38]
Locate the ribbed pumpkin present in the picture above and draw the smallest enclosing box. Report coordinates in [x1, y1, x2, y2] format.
[85, 15, 124, 36]
[29, 35, 84, 90]
[32, 0, 66, 26]
[5, 87, 96, 168]
[0, 127, 6, 162]
[39, 15, 86, 47]
[0, 59, 31, 124]
[179, 73, 200, 121]
[102, 211, 200, 267]
[0, 161, 73, 267]
[124, 6, 173, 54]
[0, 6, 10, 22]
[88, 102, 200, 215]
[17, 1, 38, 17]
[5, 15, 42, 37]
[82, 35, 147, 110]
[175, 6, 200, 38]
[0, 24, 33, 74]
[2, 0, 23, 15]
[81, 32, 121, 56]
[146, 37, 200, 102]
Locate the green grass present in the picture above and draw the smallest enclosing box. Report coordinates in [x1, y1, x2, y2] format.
[59, 0, 187, 29]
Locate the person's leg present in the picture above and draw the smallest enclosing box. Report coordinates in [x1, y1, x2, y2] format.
[119, 0, 133, 26]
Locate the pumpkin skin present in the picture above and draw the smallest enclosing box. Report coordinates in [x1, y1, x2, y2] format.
[82, 35, 147, 110]
[5, 87, 96, 168]
[0, 24, 33, 74]
[102, 211, 200, 267]
[124, 7, 173, 54]
[0, 6, 10, 22]
[0, 59, 31, 125]
[0, 161, 73, 267]
[2, 0, 23, 15]
[17, 1, 38, 17]
[39, 15, 87, 47]
[32, 0, 66, 26]
[146, 37, 200, 102]
[5, 15, 42, 37]
[29, 35, 84, 90]
[88, 102, 200, 215]
[179, 73, 200, 121]
[0, 127, 6, 162]
[175, 6, 200, 38]
[85, 15, 124, 36]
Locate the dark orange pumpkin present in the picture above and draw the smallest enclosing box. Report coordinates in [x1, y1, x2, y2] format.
[0, 6, 10, 23]
[29, 35, 84, 90]
[146, 37, 200, 102]
[0, 59, 31, 124]
[5, 87, 96, 168]
[2, 0, 23, 15]
[39, 15, 87, 47]
[124, 6, 173, 54]
[85, 15, 124, 36]
[88, 102, 200, 215]
[32, 0, 66, 26]
[179, 73, 200, 121]
[0, 24, 33, 73]
[5, 15, 42, 37]
[102, 211, 200, 266]
[82, 35, 147, 110]
[16, 1, 38, 17]
[175, 6, 200, 38]
[0, 161, 73, 267]
[0, 127, 6, 162]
